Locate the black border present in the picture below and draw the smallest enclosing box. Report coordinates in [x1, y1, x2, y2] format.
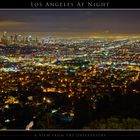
[0, 0, 139, 8]
[0, 130, 140, 137]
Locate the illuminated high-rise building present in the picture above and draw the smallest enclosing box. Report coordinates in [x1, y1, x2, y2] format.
[28, 35, 32, 42]
[14, 34, 18, 43]
[1, 31, 8, 45]
[16, 34, 22, 44]
[3, 31, 7, 38]
[10, 35, 14, 43]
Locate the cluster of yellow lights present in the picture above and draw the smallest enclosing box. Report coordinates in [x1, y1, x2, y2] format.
[5, 96, 19, 104]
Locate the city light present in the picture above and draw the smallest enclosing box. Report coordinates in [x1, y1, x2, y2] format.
[0, 30, 140, 129]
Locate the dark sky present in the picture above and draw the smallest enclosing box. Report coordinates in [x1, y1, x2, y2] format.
[0, 10, 140, 34]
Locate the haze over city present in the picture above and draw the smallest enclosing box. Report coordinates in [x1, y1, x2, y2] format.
[0, 10, 140, 36]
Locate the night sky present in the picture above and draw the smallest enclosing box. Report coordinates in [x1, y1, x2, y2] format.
[0, 10, 140, 34]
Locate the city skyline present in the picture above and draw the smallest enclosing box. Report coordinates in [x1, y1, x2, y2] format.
[0, 10, 140, 35]
[1, 10, 140, 130]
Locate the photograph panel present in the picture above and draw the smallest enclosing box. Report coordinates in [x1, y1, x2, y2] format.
[0, 10, 140, 131]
